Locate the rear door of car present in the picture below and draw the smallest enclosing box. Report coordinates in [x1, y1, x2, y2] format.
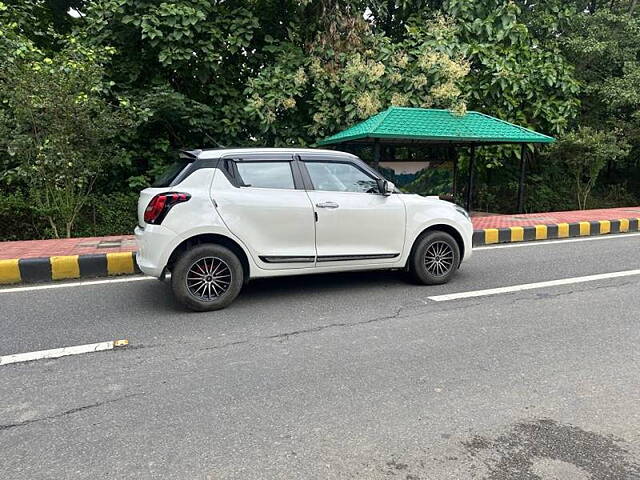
[212, 152, 317, 270]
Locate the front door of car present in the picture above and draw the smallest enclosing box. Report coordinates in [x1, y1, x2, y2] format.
[300, 156, 406, 266]
[212, 154, 316, 270]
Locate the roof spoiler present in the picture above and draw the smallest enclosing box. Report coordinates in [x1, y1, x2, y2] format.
[179, 149, 202, 160]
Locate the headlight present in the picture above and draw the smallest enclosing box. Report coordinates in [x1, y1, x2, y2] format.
[455, 205, 470, 220]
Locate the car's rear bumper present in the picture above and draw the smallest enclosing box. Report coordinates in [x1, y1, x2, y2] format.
[134, 224, 176, 277]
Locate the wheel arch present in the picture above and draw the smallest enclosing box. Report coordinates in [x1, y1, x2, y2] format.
[166, 233, 251, 282]
[406, 224, 465, 268]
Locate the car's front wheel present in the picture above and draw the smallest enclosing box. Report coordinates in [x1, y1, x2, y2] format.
[409, 230, 460, 285]
[171, 244, 244, 311]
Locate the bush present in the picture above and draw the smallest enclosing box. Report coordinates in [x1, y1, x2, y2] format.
[404, 168, 454, 195]
[74, 192, 139, 238]
[0, 191, 138, 241]
[0, 192, 47, 241]
[1, 39, 133, 238]
[592, 183, 638, 209]
[524, 173, 577, 213]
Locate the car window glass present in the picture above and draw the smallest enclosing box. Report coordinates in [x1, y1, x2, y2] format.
[305, 162, 378, 193]
[152, 160, 193, 187]
[236, 162, 295, 189]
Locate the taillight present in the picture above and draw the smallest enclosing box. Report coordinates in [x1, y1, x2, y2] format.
[144, 192, 190, 224]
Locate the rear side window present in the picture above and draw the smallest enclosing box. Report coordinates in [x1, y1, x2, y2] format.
[236, 162, 295, 189]
[152, 160, 193, 188]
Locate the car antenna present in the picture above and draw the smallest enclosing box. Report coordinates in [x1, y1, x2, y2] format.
[204, 133, 225, 148]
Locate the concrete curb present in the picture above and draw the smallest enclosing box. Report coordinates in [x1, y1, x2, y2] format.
[1, 218, 637, 284]
[473, 218, 640, 247]
[0, 252, 139, 285]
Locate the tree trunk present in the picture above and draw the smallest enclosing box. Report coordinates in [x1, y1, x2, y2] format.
[47, 217, 60, 239]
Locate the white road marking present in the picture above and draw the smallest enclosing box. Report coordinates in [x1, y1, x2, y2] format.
[428, 269, 640, 302]
[475, 232, 640, 250]
[0, 275, 154, 294]
[0, 339, 129, 366]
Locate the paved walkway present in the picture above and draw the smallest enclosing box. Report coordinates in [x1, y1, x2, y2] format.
[0, 235, 136, 260]
[471, 206, 640, 229]
[1, 206, 639, 260]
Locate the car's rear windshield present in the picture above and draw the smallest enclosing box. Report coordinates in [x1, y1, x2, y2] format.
[152, 160, 193, 188]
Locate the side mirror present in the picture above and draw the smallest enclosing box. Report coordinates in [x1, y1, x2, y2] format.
[377, 179, 395, 196]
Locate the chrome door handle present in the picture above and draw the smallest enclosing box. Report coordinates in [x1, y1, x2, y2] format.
[316, 201, 339, 209]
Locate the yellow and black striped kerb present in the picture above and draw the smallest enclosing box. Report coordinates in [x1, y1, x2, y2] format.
[473, 218, 640, 247]
[0, 252, 139, 285]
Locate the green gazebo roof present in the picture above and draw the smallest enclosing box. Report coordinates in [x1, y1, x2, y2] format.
[317, 107, 554, 146]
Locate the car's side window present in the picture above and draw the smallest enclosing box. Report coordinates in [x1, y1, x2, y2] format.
[235, 161, 295, 189]
[305, 161, 379, 193]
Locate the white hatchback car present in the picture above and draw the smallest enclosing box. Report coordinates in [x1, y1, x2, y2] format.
[135, 148, 472, 311]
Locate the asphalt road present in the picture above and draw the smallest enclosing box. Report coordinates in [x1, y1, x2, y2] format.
[1, 234, 640, 479]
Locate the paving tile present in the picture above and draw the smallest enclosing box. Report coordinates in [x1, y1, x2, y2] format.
[0, 235, 137, 260]
[471, 206, 640, 230]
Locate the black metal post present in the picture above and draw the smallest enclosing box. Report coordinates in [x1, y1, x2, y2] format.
[450, 146, 458, 195]
[389, 145, 396, 162]
[373, 139, 381, 170]
[517, 144, 527, 213]
[465, 145, 476, 212]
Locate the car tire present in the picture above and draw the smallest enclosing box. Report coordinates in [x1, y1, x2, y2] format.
[171, 244, 244, 311]
[409, 231, 460, 285]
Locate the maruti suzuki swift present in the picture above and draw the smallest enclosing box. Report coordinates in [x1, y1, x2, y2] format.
[135, 148, 472, 311]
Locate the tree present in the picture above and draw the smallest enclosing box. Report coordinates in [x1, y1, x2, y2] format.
[0, 40, 133, 237]
[81, 0, 260, 147]
[550, 127, 630, 209]
[243, 15, 469, 145]
[560, 9, 640, 166]
[444, 0, 580, 137]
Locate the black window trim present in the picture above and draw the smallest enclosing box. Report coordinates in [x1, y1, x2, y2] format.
[220, 154, 304, 190]
[166, 157, 220, 187]
[223, 153, 304, 190]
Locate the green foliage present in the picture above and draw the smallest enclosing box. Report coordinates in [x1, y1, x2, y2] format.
[0, 0, 639, 242]
[81, 0, 260, 148]
[445, 0, 581, 137]
[74, 192, 138, 237]
[548, 127, 630, 209]
[243, 16, 469, 145]
[524, 169, 578, 214]
[560, 9, 640, 160]
[404, 168, 454, 196]
[595, 182, 639, 208]
[0, 37, 134, 238]
[0, 191, 45, 241]
[0, 1, 42, 65]
[0, 191, 138, 241]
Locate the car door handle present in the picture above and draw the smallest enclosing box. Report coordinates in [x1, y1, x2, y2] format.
[316, 201, 339, 209]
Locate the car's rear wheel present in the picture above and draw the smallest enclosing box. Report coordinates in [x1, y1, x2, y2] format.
[409, 231, 460, 285]
[171, 244, 244, 311]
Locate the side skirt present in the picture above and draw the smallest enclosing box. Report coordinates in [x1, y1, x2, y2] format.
[259, 253, 400, 264]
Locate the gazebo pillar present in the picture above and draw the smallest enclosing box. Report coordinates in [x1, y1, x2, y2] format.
[517, 144, 527, 213]
[465, 145, 476, 212]
[373, 139, 381, 170]
[449, 146, 458, 195]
